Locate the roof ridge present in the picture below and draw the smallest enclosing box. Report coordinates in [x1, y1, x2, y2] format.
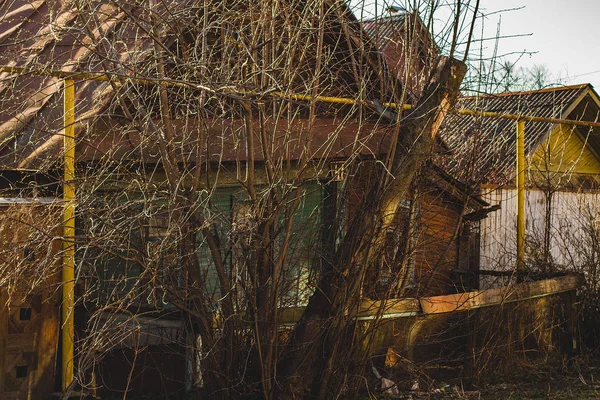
[361, 13, 409, 23]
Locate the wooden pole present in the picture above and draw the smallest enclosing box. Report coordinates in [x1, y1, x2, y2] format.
[62, 79, 75, 392]
[516, 119, 525, 275]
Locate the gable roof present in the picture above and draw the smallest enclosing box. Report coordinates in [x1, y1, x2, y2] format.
[361, 12, 438, 54]
[0, 0, 172, 168]
[0, 0, 394, 170]
[362, 13, 410, 45]
[438, 84, 600, 185]
[361, 11, 438, 99]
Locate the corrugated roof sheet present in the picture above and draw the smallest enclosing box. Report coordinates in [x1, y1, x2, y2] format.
[0, 0, 163, 168]
[438, 84, 592, 185]
[361, 14, 408, 50]
[0, 0, 390, 170]
[360, 12, 438, 100]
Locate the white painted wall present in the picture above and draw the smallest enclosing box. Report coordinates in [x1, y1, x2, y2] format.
[479, 188, 600, 288]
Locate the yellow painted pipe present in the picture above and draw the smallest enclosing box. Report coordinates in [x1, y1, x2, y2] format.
[270, 91, 412, 110]
[62, 79, 75, 392]
[0, 65, 112, 82]
[0, 65, 412, 110]
[455, 108, 600, 128]
[1, 65, 599, 127]
[516, 119, 525, 274]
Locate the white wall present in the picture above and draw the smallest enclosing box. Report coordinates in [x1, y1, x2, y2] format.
[479, 188, 600, 287]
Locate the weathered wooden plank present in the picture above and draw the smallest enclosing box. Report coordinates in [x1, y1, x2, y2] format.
[0, 202, 61, 399]
[35, 267, 60, 398]
[277, 275, 581, 322]
[5, 333, 36, 352]
[357, 298, 420, 319]
[420, 274, 581, 314]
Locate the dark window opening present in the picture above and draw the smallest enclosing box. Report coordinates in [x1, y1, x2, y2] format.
[19, 307, 32, 321]
[23, 246, 35, 262]
[16, 365, 28, 378]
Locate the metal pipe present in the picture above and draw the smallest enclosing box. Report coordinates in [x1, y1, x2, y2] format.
[455, 108, 600, 129]
[0, 65, 113, 82]
[0, 65, 412, 110]
[0, 65, 598, 127]
[270, 91, 412, 110]
[62, 79, 75, 392]
[516, 119, 525, 274]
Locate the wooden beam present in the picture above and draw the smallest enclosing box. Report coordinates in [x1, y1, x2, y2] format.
[419, 274, 581, 314]
[276, 275, 582, 323]
[356, 298, 420, 320]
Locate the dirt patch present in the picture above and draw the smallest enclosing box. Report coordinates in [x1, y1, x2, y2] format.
[374, 364, 600, 399]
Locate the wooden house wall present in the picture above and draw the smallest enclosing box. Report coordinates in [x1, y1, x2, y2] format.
[345, 162, 468, 296]
[194, 182, 323, 307]
[0, 202, 61, 399]
[413, 189, 464, 295]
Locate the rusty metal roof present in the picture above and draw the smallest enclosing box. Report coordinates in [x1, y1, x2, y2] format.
[0, 0, 160, 169]
[360, 12, 438, 100]
[438, 84, 598, 185]
[361, 14, 409, 50]
[0, 0, 391, 170]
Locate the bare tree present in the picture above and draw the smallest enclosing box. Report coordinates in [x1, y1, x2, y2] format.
[0, 0, 490, 398]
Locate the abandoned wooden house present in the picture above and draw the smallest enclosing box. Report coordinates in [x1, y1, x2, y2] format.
[0, 1, 584, 399]
[0, 1, 488, 397]
[440, 84, 600, 287]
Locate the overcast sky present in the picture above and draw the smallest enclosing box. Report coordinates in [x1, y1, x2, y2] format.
[349, 0, 600, 90]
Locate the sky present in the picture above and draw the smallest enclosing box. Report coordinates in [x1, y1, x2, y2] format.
[349, 0, 600, 90]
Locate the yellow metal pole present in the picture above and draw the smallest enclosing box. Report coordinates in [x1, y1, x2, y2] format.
[516, 119, 526, 275]
[62, 79, 75, 392]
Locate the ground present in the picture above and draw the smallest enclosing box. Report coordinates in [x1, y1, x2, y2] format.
[373, 357, 600, 399]
[387, 373, 600, 399]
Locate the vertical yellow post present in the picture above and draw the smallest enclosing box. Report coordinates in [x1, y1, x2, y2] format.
[62, 79, 75, 392]
[516, 119, 526, 274]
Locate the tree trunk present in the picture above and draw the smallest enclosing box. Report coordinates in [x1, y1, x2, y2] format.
[276, 56, 467, 398]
